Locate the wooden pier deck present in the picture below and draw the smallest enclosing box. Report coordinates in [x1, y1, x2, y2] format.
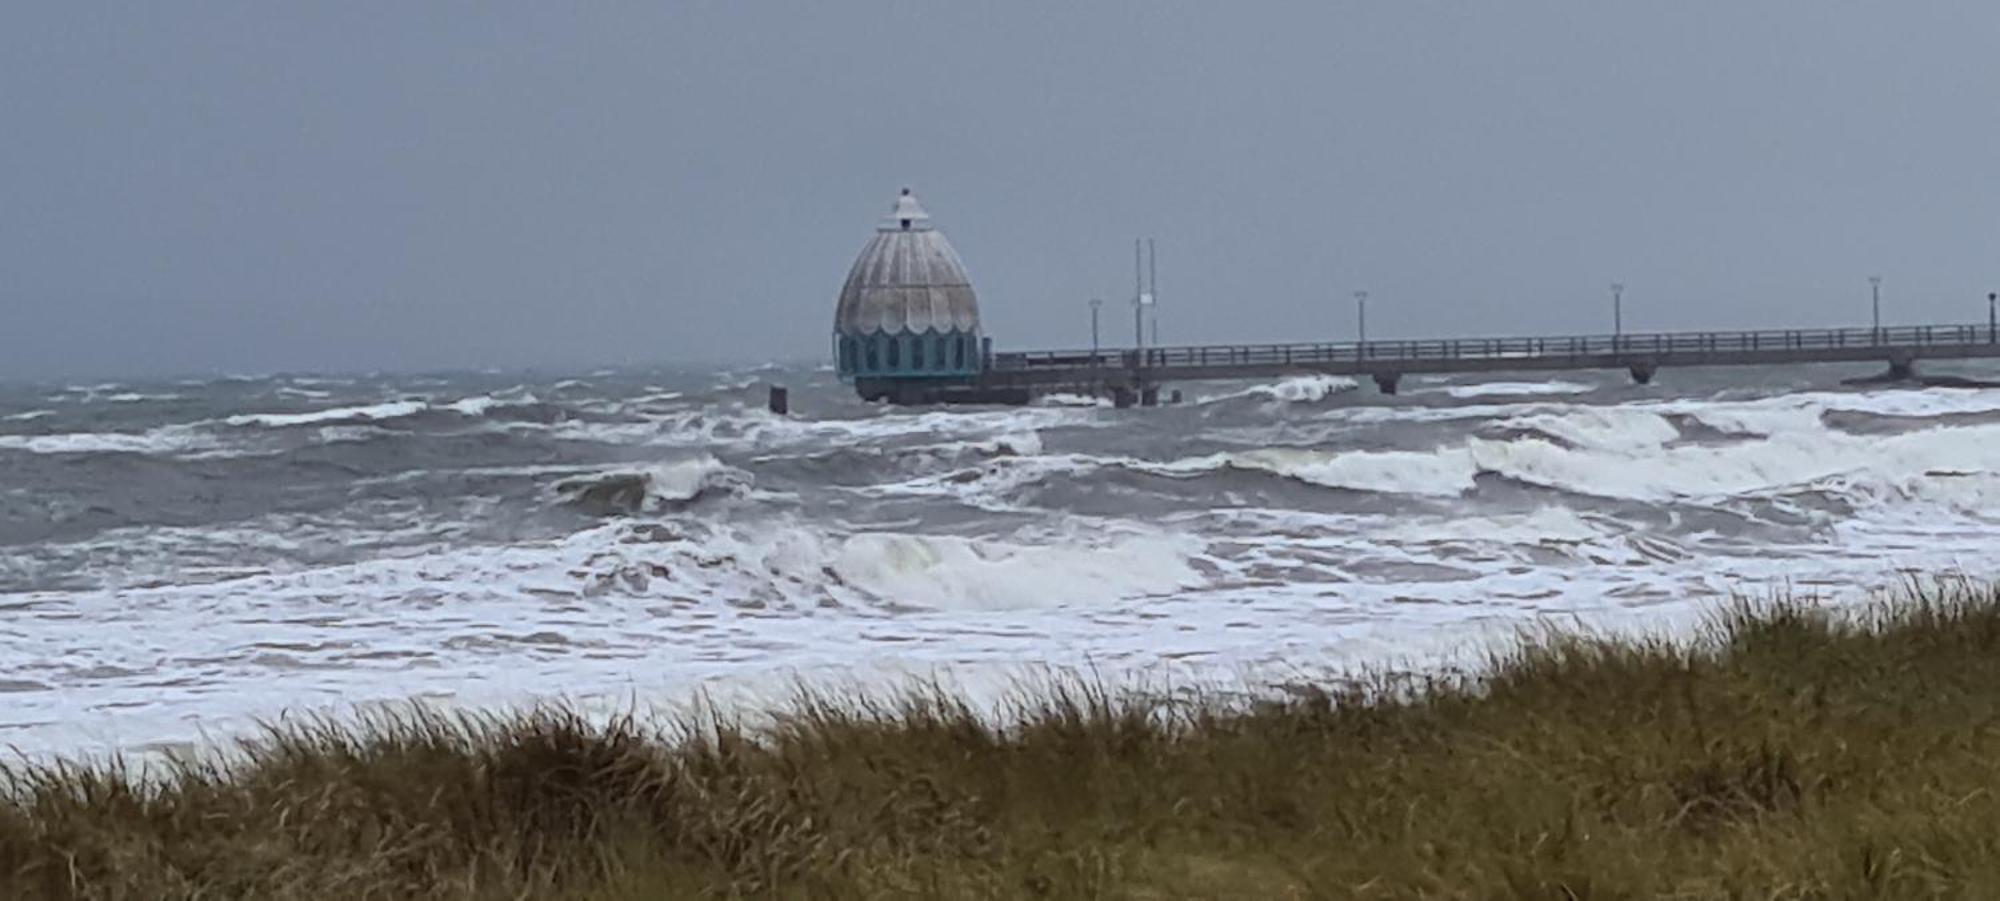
[974, 323, 2000, 402]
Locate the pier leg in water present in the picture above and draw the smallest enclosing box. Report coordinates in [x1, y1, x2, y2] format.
[1628, 364, 1657, 385]
[1887, 354, 1916, 381]
[767, 385, 789, 415]
[1111, 387, 1137, 409]
[1372, 372, 1401, 395]
[1141, 387, 1159, 407]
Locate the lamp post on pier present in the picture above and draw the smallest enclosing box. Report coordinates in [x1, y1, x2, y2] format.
[1989, 292, 1996, 344]
[1089, 298, 1102, 358]
[1130, 239, 1153, 360]
[1869, 276, 1883, 343]
[1611, 282, 1625, 348]
[1354, 290, 1369, 352]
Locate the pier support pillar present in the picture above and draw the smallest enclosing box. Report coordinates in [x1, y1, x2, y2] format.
[1887, 355, 1916, 381]
[1111, 387, 1137, 408]
[767, 385, 789, 414]
[1168, 389, 1183, 405]
[1628, 364, 1657, 385]
[1141, 387, 1160, 407]
[1371, 372, 1401, 395]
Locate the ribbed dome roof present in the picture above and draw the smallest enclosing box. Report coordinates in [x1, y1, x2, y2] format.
[834, 189, 980, 336]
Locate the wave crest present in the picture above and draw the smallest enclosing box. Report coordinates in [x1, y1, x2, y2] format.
[552, 456, 751, 516]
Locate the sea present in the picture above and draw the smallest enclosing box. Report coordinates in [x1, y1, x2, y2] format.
[3, 360, 1998, 758]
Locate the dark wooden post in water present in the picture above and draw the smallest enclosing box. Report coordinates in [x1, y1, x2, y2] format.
[1629, 363, 1657, 385]
[767, 385, 789, 415]
[1371, 372, 1400, 395]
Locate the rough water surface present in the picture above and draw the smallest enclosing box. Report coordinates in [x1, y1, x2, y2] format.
[2, 361, 1997, 756]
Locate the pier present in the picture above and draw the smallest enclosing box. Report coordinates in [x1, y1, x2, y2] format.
[825, 189, 2000, 408]
[973, 323, 2000, 405]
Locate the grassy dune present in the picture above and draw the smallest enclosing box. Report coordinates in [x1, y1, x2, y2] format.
[10, 584, 2000, 898]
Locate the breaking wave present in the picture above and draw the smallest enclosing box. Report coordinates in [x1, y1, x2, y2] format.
[1201, 374, 1360, 405]
[220, 395, 566, 429]
[551, 456, 752, 516]
[1133, 409, 2000, 510]
[224, 400, 431, 429]
[558, 519, 1204, 611]
[0, 425, 219, 456]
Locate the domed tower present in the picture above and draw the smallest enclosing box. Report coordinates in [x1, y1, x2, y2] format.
[833, 189, 984, 401]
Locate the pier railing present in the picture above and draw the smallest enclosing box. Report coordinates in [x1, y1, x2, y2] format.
[989, 323, 2000, 373]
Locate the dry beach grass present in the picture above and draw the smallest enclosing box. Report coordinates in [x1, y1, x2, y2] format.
[8, 582, 2000, 898]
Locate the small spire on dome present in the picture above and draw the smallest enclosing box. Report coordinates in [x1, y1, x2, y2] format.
[888, 188, 931, 231]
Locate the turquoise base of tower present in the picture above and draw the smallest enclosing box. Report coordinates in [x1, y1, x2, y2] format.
[834, 329, 984, 382]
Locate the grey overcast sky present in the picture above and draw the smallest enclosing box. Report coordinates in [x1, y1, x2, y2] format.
[2, 2, 1997, 380]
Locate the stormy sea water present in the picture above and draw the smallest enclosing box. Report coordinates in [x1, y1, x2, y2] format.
[4, 360, 2000, 757]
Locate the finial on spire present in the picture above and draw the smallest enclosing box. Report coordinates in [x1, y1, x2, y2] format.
[888, 188, 931, 231]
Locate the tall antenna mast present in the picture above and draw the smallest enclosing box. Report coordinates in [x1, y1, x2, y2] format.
[1133, 238, 1145, 350]
[1148, 238, 1158, 347]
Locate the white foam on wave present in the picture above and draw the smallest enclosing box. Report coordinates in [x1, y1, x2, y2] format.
[646, 457, 751, 504]
[552, 455, 753, 515]
[1157, 447, 1479, 497]
[830, 531, 1201, 610]
[526, 516, 1202, 611]
[1496, 407, 1681, 451]
[864, 452, 1098, 512]
[275, 386, 333, 400]
[1203, 374, 1359, 405]
[1418, 380, 1596, 399]
[0, 425, 217, 456]
[225, 400, 428, 429]
[1035, 393, 1112, 408]
[17, 482, 1977, 761]
[1305, 385, 2000, 434]
[4, 410, 54, 422]
[41, 513, 1204, 620]
[20, 377, 2000, 762]
[963, 431, 1043, 458]
[1656, 388, 2000, 438]
[1134, 392, 2000, 508]
[223, 394, 548, 428]
[1375, 506, 1611, 546]
[577, 403, 1101, 454]
[445, 395, 506, 416]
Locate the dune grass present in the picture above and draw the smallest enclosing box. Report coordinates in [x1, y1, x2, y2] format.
[11, 583, 2000, 898]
